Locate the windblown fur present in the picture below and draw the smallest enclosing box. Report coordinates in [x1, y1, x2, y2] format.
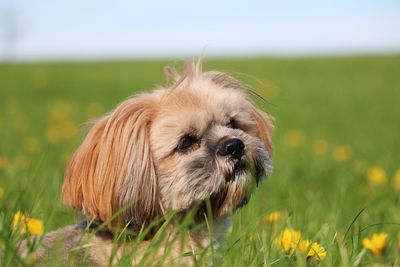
[20, 61, 274, 266]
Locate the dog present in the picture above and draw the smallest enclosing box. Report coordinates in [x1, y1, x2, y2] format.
[18, 61, 274, 266]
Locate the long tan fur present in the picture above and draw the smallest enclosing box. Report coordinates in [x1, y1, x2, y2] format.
[31, 60, 276, 266]
[62, 94, 162, 230]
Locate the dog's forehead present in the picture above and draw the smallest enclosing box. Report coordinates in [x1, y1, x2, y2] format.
[160, 84, 249, 127]
[149, 83, 252, 158]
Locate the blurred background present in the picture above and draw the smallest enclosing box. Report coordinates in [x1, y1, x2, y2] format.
[0, 0, 399, 61]
[1, 1, 400, 265]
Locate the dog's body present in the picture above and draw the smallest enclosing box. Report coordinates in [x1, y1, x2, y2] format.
[19, 218, 232, 266]
[20, 61, 273, 266]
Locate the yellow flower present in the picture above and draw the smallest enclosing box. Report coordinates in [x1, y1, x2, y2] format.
[0, 186, 4, 198]
[12, 211, 44, 236]
[284, 129, 305, 148]
[264, 211, 287, 224]
[298, 239, 310, 254]
[307, 242, 327, 260]
[298, 240, 327, 260]
[366, 166, 387, 186]
[274, 228, 302, 252]
[362, 232, 388, 256]
[313, 139, 328, 156]
[27, 219, 43, 235]
[333, 145, 352, 162]
[393, 169, 400, 191]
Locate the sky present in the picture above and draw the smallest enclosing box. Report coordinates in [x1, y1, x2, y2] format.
[0, 0, 399, 61]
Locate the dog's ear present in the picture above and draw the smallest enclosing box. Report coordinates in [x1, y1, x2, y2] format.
[62, 94, 161, 231]
[251, 107, 274, 153]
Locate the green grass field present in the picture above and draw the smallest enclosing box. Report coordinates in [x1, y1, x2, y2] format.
[0, 55, 399, 266]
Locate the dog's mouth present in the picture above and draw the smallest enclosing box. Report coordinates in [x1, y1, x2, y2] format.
[189, 153, 270, 222]
[193, 189, 229, 221]
[193, 159, 251, 221]
[226, 159, 247, 182]
[234, 159, 246, 172]
[194, 186, 249, 222]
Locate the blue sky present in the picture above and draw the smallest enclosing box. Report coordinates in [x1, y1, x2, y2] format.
[0, 0, 399, 60]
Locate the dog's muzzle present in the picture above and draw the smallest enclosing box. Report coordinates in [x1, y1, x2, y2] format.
[217, 138, 245, 160]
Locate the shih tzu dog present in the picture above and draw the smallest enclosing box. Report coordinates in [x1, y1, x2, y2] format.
[19, 61, 274, 266]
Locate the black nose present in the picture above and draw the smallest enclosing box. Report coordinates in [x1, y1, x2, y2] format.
[217, 138, 245, 160]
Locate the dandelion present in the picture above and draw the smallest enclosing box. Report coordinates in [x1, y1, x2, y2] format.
[362, 232, 388, 256]
[333, 145, 352, 162]
[0, 186, 4, 198]
[275, 229, 327, 261]
[284, 129, 305, 148]
[366, 166, 387, 186]
[12, 211, 44, 236]
[298, 239, 310, 254]
[393, 169, 400, 191]
[307, 242, 327, 260]
[274, 228, 301, 252]
[298, 240, 327, 260]
[264, 211, 287, 224]
[313, 139, 328, 156]
[297, 239, 311, 255]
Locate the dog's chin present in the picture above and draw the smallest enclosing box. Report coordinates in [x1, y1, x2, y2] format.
[193, 161, 256, 221]
[227, 160, 247, 182]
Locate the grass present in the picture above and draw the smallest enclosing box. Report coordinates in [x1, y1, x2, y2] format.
[0, 55, 399, 266]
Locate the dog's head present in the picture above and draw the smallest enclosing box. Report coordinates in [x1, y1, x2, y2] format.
[62, 61, 273, 232]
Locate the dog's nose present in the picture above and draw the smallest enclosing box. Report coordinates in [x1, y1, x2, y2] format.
[217, 138, 245, 160]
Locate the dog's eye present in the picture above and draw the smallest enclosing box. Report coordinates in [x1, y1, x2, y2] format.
[177, 134, 198, 153]
[226, 119, 237, 129]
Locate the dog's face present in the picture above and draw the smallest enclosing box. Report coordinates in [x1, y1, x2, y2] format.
[62, 62, 273, 231]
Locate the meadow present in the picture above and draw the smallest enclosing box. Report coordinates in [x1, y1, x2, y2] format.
[0, 55, 399, 266]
